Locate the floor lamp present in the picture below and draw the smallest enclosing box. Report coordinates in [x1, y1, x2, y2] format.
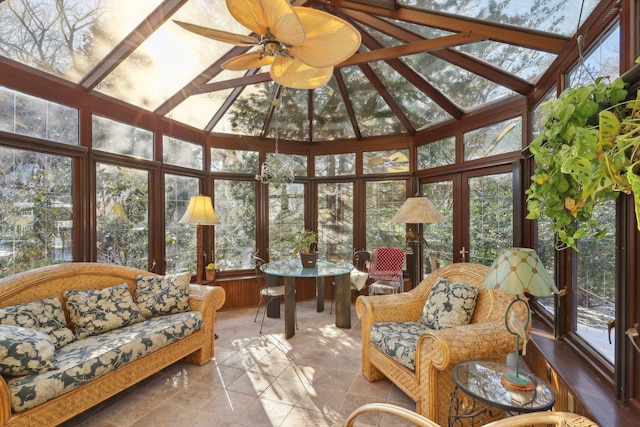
[391, 196, 445, 286]
[178, 195, 220, 284]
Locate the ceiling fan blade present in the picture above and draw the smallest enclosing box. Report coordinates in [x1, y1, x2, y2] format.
[289, 8, 361, 69]
[226, 0, 306, 46]
[173, 20, 259, 46]
[222, 51, 274, 71]
[270, 57, 333, 90]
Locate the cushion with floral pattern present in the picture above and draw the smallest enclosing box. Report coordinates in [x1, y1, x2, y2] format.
[64, 283, 146, 339]
[134, 272, 190, 318]
[419, 277, 479, 329]
[0, 297, 75, 348]
[0, 325, 57, 376]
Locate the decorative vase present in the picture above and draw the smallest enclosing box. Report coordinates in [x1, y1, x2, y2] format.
[300, 252, 318, 268]
[205, 270, 216, 281]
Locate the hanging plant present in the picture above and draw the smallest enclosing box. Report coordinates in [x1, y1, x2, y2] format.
[526, 68, 640, 250]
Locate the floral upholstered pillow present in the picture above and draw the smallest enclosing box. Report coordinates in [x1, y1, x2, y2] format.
[64, 283, 145, 339]
[0, 325, 57, 376]
[134, 273, 190, 318]
[0, 297, 75, 348]
[419, 277, 479, 330]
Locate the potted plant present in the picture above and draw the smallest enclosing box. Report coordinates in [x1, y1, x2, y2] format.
[526, 69, 640, 250]
[205, 262, 220, 281]
[288, 229, 318, 267]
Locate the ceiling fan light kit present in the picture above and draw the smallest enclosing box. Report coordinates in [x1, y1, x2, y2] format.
[175, 0, 361, 90]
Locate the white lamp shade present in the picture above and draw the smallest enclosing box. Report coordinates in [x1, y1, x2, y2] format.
[391, 197, 445, 224]
[178, 195, 221, 225]
[483, 247, 559, 296]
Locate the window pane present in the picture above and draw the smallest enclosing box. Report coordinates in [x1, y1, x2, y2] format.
[468, 172, 513, 265]
[214, 180, 256, 270]
[0, 147, 72, 277]
[92, 115, 153, 160]
[417, 138, 455, 170]
[363, 149, 410, 174]
[365, 180, 406, 248]
[96, 163, 148, 269]
[165, 174, 199, 274]
[318, 182, 353, 261]
[163, 136, 203, 170]
[535, 214, 556, 314]
[269, 183, 304, 261]
[422, 181, 454, 271]
[576, 200, 615, 363]
[315, 153, 356, 176]
[464, 117, 522, 161]
[567, 26, 620, 86]
[0, 86, 78, 145]
[210, 148, 259, 173]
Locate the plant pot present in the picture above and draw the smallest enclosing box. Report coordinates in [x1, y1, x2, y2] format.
[205, 270, 216, 281]
[300, 252, 318, 268]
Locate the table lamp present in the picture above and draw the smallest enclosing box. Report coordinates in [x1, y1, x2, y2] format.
[483, 247, 559, 391]
[391, 196, 445, 284]
[178, 195, 220, 284]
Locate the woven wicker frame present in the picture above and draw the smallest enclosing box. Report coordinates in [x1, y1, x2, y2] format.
[0, 262, 226, 427]
[355, 263, 528, 427]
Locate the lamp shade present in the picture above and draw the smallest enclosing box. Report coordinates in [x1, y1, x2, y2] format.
[483, 248, 558, 296]
[391, 197, 445, 224]
[178, 195, 221, 225]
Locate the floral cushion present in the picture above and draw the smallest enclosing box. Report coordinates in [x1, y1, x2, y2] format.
[134, 272, 190, 318]
[0, 297, 75, 348]
[5, 311, 203, 412]
[64, 283, 146, 339]
[0, 325, 57, 376]
[370, 322, 430, 371]
[419, 277, 479, 330]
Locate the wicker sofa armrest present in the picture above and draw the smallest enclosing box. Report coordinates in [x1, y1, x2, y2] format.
[416, 319, 516, 372]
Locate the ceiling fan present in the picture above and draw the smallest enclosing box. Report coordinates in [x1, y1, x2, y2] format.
[174, 0, 362, 89]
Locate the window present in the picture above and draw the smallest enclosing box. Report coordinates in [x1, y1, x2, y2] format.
[423, 181, 454, 269]
[418, 137, 455, 170]
[210, 148, 259, 173]
[165, 174, 199, 274]
[214, 179, 256, 270]
[92, 115, 153, 160]
[363, 149, 410, 174]
[464, 117, 522, 161]
[365, 180, 406, 248]
[269, 183, 305, 260]
[0, 146, 72, 277]
[315, 153, 355, 176]
[0, 86, 78, 145]
[163, 136, 203, 170]
[95, 163, 149, 269]
[318, 182, 353, 261]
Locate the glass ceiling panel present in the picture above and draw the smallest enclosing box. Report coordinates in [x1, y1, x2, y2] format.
[170, 88, 235, 131]
[403, 53, 512, 110]
[368, 60, 451, 130]
[341, 66, 405, 138]
[453, 41, 557, 84]
[0, 0, 163, 83]
[96, 0, 244, 111]
[312, 78, 357, 142]
[219, 82, 273, 138]
[398, 0, 600, 36]
[265, 89, 310, 143]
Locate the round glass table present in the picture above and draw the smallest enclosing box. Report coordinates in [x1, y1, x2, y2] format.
[449, 360, 555, 426]
[261, 259, 353, 338]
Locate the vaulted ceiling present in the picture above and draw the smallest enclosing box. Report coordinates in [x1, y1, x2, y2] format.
[0, 0, 605, 144]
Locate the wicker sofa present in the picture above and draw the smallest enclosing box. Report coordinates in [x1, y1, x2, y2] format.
[0, 262, 226, 427]
[355, 262, 526, 426]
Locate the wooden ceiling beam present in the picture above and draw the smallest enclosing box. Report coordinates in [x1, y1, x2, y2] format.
[322, 0, 569, 53]
[80, 0, 189, 90]
[341, 9, 533, 95]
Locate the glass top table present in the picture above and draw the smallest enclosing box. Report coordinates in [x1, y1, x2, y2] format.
[449, 360, 555, 426]
[262, 259, 353, 339]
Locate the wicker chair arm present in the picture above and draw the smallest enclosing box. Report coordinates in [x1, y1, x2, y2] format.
[416, 320, 516, 371]
[188, 284, 226, 312]
[356, 292, 426, 326]
[0, 375, 9, 426]
[345, 403, 441, 427]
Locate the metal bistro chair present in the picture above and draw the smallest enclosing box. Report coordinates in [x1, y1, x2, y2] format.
[330, 250, 371, 314]
[367, 247, 405, 295]
[253, 256, 297, 334]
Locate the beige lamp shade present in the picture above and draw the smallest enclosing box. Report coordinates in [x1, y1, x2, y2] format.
[178, 195, 221, 225]
[483, 247, 558, 296]
[391, 197, 446, 224]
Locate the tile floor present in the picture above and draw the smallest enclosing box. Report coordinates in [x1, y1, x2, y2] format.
[61, 300, 417, 427]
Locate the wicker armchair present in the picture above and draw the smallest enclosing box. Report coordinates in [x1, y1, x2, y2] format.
[355, 263, 527, 426]
[483, 411, 599, 426]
